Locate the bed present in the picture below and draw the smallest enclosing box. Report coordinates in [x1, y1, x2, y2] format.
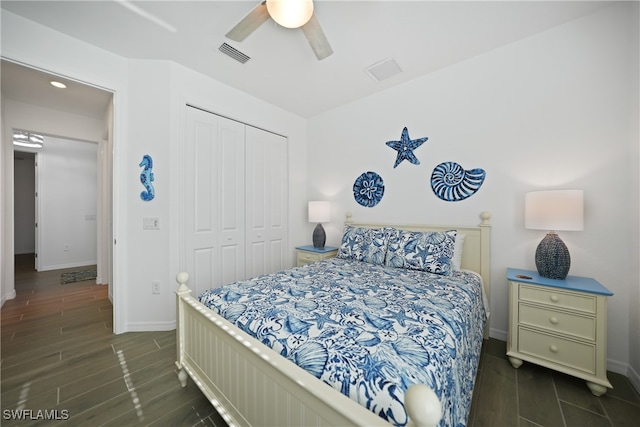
[175, 212, 491, 427]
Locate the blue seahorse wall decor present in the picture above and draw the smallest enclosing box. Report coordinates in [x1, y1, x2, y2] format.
[139, 154, 155, 201]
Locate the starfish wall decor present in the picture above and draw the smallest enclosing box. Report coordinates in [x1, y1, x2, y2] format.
[386, 127, 428, 168]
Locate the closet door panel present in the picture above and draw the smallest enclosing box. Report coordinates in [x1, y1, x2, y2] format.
[185, 106, 289, 290]
[217, 117, 246, 283]
[193, 248, 215, 297]
[249, 242, 266, 278]
[245, 134, 267, 278]
[269, 239, 285, 273]
[246, 127, 288, 277]
[185, 107, 220, 293]
[265, 129, 288, 273]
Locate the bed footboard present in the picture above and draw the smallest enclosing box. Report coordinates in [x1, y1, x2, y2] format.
[175, 272, 442, 427]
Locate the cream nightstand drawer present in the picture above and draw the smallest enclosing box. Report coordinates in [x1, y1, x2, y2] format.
[519, 285, 596, 314]
[519, 303, 596, 340]
[297, 252, 323, 265]
[507, 268, 613, 396]
[295, 246, 338, 267]
[518, 327, 596, 375]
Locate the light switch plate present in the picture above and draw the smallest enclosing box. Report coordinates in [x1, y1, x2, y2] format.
[143, 217, 160, 230]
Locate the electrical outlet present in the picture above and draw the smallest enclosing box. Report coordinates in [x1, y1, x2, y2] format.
[151, 281, 160, 294]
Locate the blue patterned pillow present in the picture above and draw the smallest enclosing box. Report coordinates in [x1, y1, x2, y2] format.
[337, 225, 389, 265]
[385, 229, 457, 275]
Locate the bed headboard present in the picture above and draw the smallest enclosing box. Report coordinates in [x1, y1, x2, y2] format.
[345, 211, 492, 338]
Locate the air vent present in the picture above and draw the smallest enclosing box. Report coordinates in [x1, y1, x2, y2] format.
[219, 43, 250, 64]
[364, 57, 403, 82]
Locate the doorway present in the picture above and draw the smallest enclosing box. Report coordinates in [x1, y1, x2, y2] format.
[13, 151, 36, 266]
[15, 135, 99, 273]
[1, 60, 115, 326]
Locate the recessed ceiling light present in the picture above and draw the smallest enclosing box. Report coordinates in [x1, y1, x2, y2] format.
[50, 81, 66, 89]
[13, 130, 44, 148]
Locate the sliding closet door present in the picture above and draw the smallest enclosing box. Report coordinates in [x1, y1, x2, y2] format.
[184, 107, 245, 295]
[245, 126, 288, 277]
[217, 118, 246, 285]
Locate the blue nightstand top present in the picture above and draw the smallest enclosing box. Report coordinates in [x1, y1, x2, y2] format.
[507, 268, 613, 296]
[296, 245, 339, 253]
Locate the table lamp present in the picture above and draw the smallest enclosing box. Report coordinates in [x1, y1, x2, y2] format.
[525, 190, 584, 279]
[308, 201, 330, 249]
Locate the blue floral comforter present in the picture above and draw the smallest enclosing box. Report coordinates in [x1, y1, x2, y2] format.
[198, 258, 486, 427]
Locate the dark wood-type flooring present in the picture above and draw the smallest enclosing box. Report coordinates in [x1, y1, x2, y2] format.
[1, 255, 224, 426]
[2, 254, 639, 426]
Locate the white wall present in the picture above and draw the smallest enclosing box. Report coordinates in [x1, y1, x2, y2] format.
[630, 0, 640, 391]
[13, 151, 35, 254]
[1, 10, 309, 333]
[307, 3, 639, 385]
[37, 135, 98, 270]
[2, 2, 637, 390]
[3, 103, 103, 270]
[119, 60, 308, 330]
[2, 97, 105, 303]
[1, 91, 7, 303]
[0, 10, 128, 329]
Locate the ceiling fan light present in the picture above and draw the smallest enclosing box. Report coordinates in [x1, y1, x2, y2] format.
[266, 0, 314, 29]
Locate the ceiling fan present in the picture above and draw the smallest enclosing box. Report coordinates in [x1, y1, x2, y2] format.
[225, 0, 333, 61]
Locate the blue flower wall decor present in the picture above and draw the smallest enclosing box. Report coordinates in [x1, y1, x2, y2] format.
[430, 161, 486, 202]
[139, 154, 155, 201]
[386, 127, 428, 168]
[353, 171, 385, 207]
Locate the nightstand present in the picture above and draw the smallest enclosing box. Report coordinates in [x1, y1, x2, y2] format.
[295, 245, 338, 266]
[506, 268, 613, 396]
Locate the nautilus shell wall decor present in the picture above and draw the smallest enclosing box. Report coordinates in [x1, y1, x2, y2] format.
[430, 161, 486, 202]
[353, 171, 385, 207]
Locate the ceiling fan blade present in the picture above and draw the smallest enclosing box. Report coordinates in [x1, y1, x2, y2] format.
[301, 13, 333, 60]
[225, 1, 270, 42]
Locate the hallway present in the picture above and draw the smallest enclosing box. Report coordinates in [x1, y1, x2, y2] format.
[1, 255, 224, 426]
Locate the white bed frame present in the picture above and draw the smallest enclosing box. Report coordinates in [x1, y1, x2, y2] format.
[175, 212, 491, 427]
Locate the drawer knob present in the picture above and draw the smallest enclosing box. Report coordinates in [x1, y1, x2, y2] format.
[549, 317, 559, 325]
[550, 295, 560, 303]
[549, 345, 559, 353]
[305, 254, 311, 258]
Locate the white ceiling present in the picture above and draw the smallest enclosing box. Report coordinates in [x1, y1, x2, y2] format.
[1, 1, 613, 119]
[1, 60, 113, 119]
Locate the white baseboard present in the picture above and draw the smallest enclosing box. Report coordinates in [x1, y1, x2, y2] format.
[607, 358, 629, 376]
[1, 289, 17, 307]
[38, 261, 97, 272]
[489, 327, 507, 342]
[123, 320, 176, 332]
[626, 364, 640, 394]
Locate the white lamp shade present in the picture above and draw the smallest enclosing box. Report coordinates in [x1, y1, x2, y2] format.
[525, 190, 584, 231]
[308, 201, 330, 223]
[266, 0, 314, 28]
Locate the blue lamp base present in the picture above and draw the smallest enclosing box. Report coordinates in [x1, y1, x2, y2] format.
[535, 232, 571, 280]
[312, 223, 326, 249]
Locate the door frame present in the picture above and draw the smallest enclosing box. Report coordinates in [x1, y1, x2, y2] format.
[1, 61, 118, 329]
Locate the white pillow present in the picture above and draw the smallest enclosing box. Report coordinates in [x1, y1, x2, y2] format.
[451, 234, 465, 271]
